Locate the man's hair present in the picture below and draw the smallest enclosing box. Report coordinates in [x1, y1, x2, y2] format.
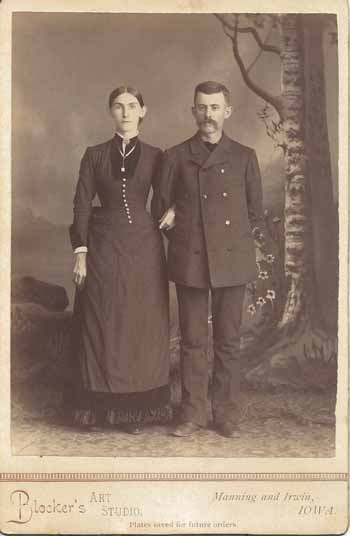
[108, 86, 145, 108]
[194, 81, 230, 105]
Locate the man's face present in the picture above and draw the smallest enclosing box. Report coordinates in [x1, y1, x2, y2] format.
[192, 91, 232, 135]
[110, 92, 146, 134]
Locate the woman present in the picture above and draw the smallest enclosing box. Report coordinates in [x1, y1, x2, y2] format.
[69, 86, 171, 434]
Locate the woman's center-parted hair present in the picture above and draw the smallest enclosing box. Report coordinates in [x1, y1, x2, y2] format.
[108, 86, 145, 108]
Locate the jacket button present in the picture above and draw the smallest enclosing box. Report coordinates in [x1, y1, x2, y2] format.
[202, 193, 208, 199]
[221, 168, 225, 174]
[194, 250, 200, 255]
[225, 220, 231, 226]
[222, 192, 228, 198]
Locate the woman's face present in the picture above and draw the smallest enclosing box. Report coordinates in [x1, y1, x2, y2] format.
[109, 92, 146, 134]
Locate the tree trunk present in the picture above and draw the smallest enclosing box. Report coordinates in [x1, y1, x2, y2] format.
[303, 14, 338, 332]
[217, 13, 337, 371]
[245, 14, 337, 371]
[278, 14, 316, 332]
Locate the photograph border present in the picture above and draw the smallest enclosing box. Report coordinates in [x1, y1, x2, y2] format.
[0, 0, 348, 533]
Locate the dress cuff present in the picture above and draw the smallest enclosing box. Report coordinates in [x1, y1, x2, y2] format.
[74, 246, 88, 254]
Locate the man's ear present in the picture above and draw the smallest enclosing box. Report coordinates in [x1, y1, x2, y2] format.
[225, 105, 233, 119]
[191, 106, 196, 118]
[140, 105, 147, 119]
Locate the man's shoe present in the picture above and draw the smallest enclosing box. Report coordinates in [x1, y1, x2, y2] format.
[217, 422, 241, 439]
[172, 421, 201, 437]
[124, 424, 144, 435]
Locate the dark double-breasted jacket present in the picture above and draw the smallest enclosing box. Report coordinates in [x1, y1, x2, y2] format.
[152, 132, 264, 288]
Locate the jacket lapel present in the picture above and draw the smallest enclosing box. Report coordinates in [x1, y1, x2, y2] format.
[189, 132, 210, 167]
[202, 132, 231, 169]
[189, 131, 231, 169]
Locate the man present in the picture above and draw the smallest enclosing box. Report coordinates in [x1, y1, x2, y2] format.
[154, 81, 263, 438]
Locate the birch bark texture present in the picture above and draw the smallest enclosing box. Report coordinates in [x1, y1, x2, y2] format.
[216, 13, 337, 366]
[279, 14, 315, 330]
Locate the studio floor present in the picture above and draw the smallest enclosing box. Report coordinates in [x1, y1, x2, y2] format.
[11, 391, 336, 458]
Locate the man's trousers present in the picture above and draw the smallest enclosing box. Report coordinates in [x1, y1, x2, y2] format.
[175, 284, 246, 427]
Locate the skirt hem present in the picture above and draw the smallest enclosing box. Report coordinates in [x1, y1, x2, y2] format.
[73, 405, 173, 426]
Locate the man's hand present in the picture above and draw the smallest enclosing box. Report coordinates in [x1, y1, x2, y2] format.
[73, 252, 87, 289]
[159, 205, 176, 231]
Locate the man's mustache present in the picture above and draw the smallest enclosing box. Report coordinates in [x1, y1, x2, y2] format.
[199, 119, 218, 127]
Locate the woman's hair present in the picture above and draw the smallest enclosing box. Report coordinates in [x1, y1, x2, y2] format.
[108, 86, 145, 108]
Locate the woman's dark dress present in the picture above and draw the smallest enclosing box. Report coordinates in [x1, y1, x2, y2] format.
[69, 135, 170, 425]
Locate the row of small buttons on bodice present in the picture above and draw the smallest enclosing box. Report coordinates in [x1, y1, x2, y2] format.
[122, 177, 133, 224]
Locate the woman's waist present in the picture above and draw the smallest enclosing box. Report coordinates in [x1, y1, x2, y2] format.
[89, 206, 158, 227]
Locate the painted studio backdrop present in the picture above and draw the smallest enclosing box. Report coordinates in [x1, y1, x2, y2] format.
[11, 13, 339, 457]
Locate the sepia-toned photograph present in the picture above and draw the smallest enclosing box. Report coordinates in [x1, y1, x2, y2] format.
[10, 10, 340, 459]
[1, 1, 348, 534]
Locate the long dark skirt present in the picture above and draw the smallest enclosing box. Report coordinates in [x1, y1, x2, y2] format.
[70, 208, 171, 426]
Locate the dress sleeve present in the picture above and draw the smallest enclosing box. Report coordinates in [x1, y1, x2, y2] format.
[151, 149, 177, 221]
[245, 149, 264, 234]
[150, 148, 164, 220]
[69, 147, 97, 250]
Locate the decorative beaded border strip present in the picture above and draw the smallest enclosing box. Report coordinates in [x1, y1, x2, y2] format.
[0, 473, 348, 482]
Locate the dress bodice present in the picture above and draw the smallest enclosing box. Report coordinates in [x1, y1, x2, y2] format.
[70, 138, 162, 249]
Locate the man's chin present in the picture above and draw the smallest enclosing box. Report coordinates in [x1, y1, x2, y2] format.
[199, 125, 217, 134]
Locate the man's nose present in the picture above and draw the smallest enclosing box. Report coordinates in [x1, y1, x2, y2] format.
[204, 108, 212, 119]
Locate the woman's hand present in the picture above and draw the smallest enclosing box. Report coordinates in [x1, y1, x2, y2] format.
[73, 252, 87, 289]
[159, 205, 176, 231]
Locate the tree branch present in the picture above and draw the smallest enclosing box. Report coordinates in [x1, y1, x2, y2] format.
[246, 26, 273, 73]
[236, 26, 281, 55]
[246, 48, 263, 74]
[215, 13, 281, 55]
[217, 15, 283, 116]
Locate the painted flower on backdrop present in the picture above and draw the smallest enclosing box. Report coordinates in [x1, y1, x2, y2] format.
[266, 289, 276, 301]
[258, 271, 269, 280]
[247, 304, 256, 315]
